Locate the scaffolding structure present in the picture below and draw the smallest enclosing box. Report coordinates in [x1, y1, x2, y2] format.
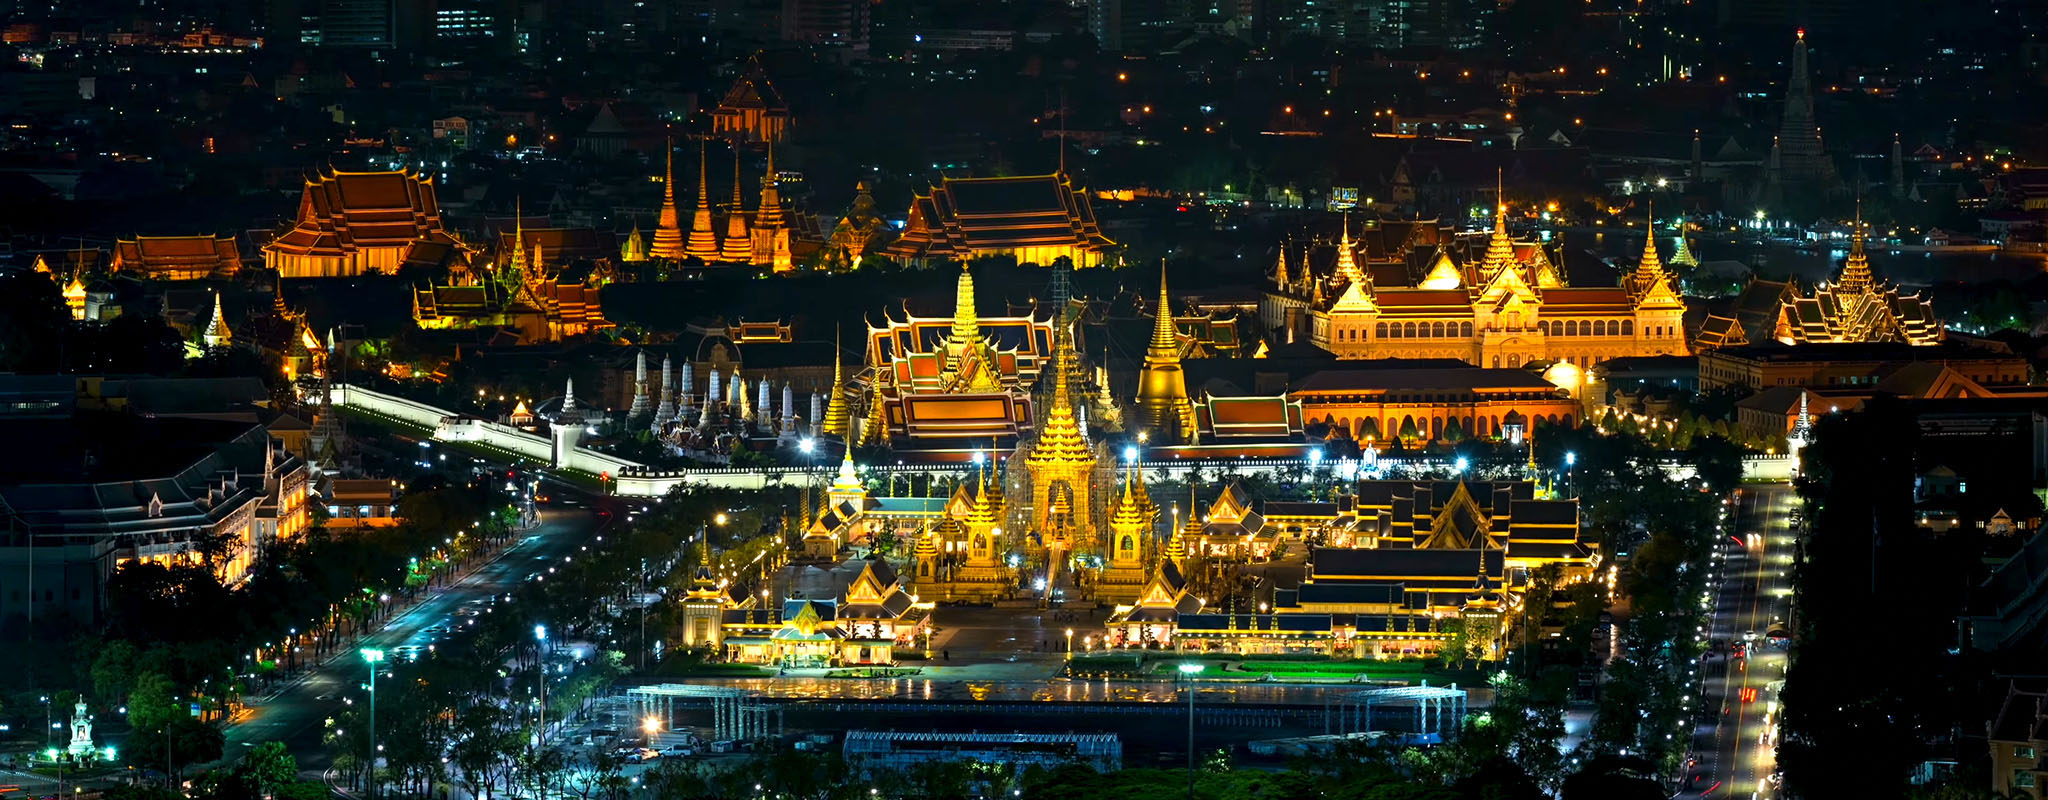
[1328, 685, 1467, 739]
[625, 684, 781, 742]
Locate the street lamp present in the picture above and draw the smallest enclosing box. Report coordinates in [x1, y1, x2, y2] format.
[360, 649, 384, 800]
[533, 625, 550, 745]
[1178, 663, 1205, 799]
[1065, 629, 1074, 661]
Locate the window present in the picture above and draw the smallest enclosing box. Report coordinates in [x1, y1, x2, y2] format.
[2016, 770, 2036, 789]
[2017, 745, 2037, 759]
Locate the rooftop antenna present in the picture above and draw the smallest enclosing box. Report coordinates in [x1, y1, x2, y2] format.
[1057, 88, 1068, 175]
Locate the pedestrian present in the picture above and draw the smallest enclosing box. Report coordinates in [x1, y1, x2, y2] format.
[943, 649, 950, 661]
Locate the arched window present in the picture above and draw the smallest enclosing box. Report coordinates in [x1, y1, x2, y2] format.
[1432, 322, 1446, 338]
[1538, 321, 1549, 335]
[1593, 320, 1607, 336]
[1565, 320, 1578, 336]
[1376, 322, 1387, 338]
[1461, 322, 1473, 337]
[1405, 322, 1419, 338]
[1622, 320, 1634, 336]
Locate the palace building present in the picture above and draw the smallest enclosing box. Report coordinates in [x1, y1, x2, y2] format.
[1289, 364, 1581, 444]
[265, 168, 457, 278]
[1103, 479, 1597, 658]
[1697, 215, 1942, 348]
[884, 173, 1116, 268]
[110, 234, 242, 280]
[1263, 207, 1689, 369]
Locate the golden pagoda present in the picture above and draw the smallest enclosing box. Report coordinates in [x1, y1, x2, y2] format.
[1095, 463, 1157, 603]
[1134, 264, 1197, 444]
[1024, 323, 1098, 594]
[650, 140, 687, 260]
[686, 139, 723, 261]
[821, 328, 851, 439]
[721, 149, 752, 263]
[827, 180, 885, 261]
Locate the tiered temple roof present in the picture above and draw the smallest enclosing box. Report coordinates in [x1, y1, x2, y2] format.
[884, 173, 1116, 267]
[1775, 218, 1942, 346]
[111, 235, 241, 280]
[265, 168, 455, 277]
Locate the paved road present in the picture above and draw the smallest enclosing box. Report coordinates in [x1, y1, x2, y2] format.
[1681, 483, 1794, 799]
[218, 502, 615, 773]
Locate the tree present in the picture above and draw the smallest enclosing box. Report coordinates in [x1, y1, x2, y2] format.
[1442, 417, 1466, 444]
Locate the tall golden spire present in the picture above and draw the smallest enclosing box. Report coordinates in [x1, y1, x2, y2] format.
[686, 138, 721, 260]
[508, 196, 529, 278]
[1136, 263, 1195, 442]
[650, 138, 686, 259]
[1025, 321, 1093, 465]
[721, 147, 751, 263]
[1478, 169, 1517, 278]
[1631, 203, 1683, 308]
[1273, 237, 1292, 290]
[1835, 199, 1875, 295]
[822, 327, 851, 438]
[755, 139, 785, 231]
[950, 264, 981, 348]
[1333, 212, 1364, 284]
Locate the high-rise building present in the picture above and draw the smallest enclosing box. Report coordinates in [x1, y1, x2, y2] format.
[781, 0, 867, 50]
[287, 0, 430, 50]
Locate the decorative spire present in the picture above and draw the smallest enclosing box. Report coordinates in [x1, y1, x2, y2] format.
[1137, 263, 1196, 443]
[686, 138, 721, 261]
[1630, 205, 1683, 309]
[1479, 170, 1518, 278]
[656, 355, 676, 425]
[1333, 212, 1364, 284]
[949, 264, 981, 349]
[1835, 200, 1875, 295]
[621, 223, 648, 263]
[630, 350, 651, 419]
[508, 196, 529, 279]
[1273, 240, 1291, 289]
[1025, 320, 1092, 466]
[755, 139, 785, 231]
[721, 148, 752, 263]
[1148, 263, 1178, 358]
[651, 138, 686, 259]
[1669, 218, 1699, 268]
[202, 290, 232, 349]
[822, 328, 851, 438]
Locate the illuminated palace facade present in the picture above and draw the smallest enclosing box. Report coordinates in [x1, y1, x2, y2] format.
[1262, 208, 1689, 370]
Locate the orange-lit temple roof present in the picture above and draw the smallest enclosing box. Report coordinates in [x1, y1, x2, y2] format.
[884, 173, 1114, 263]
[269, 168, 451, 257]
[111, 234, 241, 277]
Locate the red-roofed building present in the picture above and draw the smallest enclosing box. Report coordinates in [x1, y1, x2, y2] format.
[264, 168, 456, 278]
[110, 235, 242, 280]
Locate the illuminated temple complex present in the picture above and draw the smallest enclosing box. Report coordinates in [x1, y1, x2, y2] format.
[884, 173, 1116, 267]
[411, 211, 610, 341]
[264, 168, 456, 278]
[1107, 479, 1599, 658]
[1697, 215, 1943, 348]
[1261, 205, 1689, 370]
